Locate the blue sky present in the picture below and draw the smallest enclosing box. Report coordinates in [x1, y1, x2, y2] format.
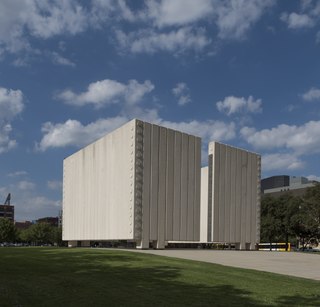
[1, 0, 320, 221]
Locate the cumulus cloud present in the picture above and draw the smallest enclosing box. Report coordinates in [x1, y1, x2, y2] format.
[57, 79, 154, 108]
[302, 87, 320, 101]
[262, 153, 305, 171]
[0, 87, 24, 121]
[0, 0, 275, 59]
[280, 12, 315, 29]
[147, 0, 213, 27]
[115, 27, 211, 54]
[216, 95, 262, 115]
[281, 1, 320, 32]
[0, 124, 17, 153]
[213, 0, 275, 40]
[7, 170, 28, 177]
[47, 180, 62, 191]
[36, 116, 128, 151]
[172, 82, 191, 106]
[50, 52, 75, 67]
[37, 115, 236, 152]
[0, 86, 24, 154]
[241, 120, 320, 155]
[18, 180, 36, 191]
[0, 0, 89, 54]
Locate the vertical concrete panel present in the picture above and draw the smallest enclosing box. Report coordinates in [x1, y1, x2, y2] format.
[180, 134, 189, 240]
[256, 156, 262, 243]
[229, 147, 237, 242]
[218, 144, 226, 242]
[150, 125, 159, 240]
[193, 137, 201, 241]
[251, 154, 258, 246]
[212, 143, 220, 242]
[224, 147, 231, 243]
[200, 167, 208, 242]
[141, 122, 151, 248]
[246, 153, 252, 243]
[172, 132, 182, 240]
[235, 149, 242, 243]
[187, 136, 195, 239]
[157, 127, 167, 247]
[240, 151, 247, 246]
[166, 129, 175, 241]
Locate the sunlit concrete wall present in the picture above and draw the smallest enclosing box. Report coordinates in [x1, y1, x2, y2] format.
[200, 167, 208, 243]
[203, 142, 261, 250]
[63, 119, 201, 249]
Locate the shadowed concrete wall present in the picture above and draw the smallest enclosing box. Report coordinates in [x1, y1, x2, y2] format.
[63, 119, 201, 249]
[203, 142, 261, 250]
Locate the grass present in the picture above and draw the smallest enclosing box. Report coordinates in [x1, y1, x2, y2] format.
[0, 248, 319, 306]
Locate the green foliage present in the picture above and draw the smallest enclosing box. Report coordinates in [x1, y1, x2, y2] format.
[0, 248, 319, 306]
[18, 223, 63, 245]
[261, 184, 320, 248]
[0, 218, 16, 242]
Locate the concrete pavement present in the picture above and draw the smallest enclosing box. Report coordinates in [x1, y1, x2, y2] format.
[127, 249, 320, 281]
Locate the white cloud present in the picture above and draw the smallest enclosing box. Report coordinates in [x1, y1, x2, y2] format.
[0, 87, 24, 120]
[280, 12, 315, 29]
[0, 0, 89, 54]
[57, 79, 154, 107]
[0, 124, 17, 153]
[36, 116, 128, 151]
[50, 52, 75, 67]
[241, 120, 320, 155]
[0, 86, 24, 154]
[47, 180, 62, 191]
[115, 27, 211, 54]
[18, 180, 36, 191]
[302, 87, 320, 101]
[216, 95, 262, 115]
[161, 119, 236, 143]
[7, 170, 28, 177]
[262, 153, 305, 171]
[213, 0, 275, 40]
[172, 82, 191, 106]
[147, 0, 213, 27]
[37, 114, 236, 152]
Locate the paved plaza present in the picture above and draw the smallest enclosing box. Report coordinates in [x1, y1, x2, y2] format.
[129, 249, 320, 281]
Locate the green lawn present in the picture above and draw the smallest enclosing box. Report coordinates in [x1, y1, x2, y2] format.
[0, 248, 319, 306]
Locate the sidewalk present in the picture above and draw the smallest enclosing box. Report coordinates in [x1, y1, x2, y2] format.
[129, 249, 320, 281]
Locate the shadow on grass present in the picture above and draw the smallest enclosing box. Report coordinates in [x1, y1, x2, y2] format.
[276, 294, 320, 307]
[0, 248, 319, 306]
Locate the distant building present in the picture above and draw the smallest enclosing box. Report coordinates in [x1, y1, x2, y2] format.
[15, 220, 32, 230]
[0, 204, 14, 222]
[37, 217, 59, 226]
[262, 175, 318, 197]
[0, 193, 14, 222]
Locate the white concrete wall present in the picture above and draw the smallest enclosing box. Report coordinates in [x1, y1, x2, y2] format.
[200, 167, 208, 243]
[139, 121, 201, 248]
[63, 120, 137, 241]
[204, 142, 261, 250]
[63, 119, 201, 248]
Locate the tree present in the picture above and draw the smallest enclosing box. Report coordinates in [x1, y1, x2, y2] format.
[293, 184, 320, 249]
[260, 194, 302, 250]
[0, 218, 16, 242]
[260, 195, 282, 245]
[26, 222, 54, 245]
